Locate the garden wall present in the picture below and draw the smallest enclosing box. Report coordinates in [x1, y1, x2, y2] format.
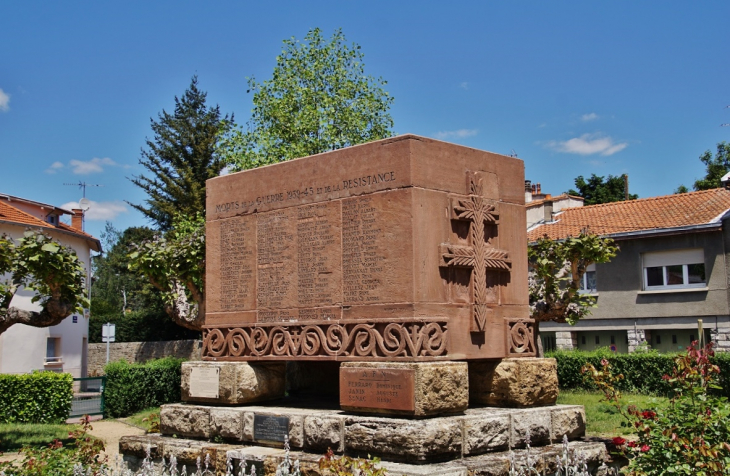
[87, 339, 201, 375]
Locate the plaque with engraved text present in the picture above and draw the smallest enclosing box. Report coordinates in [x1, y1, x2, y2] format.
[253, 414, 290, 443]
[339, 368, 416, 411]
[189, 367, 220, 399]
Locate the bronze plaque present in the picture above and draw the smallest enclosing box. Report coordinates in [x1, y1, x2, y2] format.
[340, 368, 415, 411]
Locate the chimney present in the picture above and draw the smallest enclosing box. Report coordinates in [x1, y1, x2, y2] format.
[544, 200, 554, 222]
[525, 180, 533, 203]
[71, 209, 84, 231]
[536, 183, 542, 195]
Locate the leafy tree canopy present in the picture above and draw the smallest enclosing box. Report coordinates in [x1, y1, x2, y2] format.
[0, 230, 88, 334]
[129, 76, 232, 230]
[568, 174, 638, 205]
[128, 213, 205, 331]
[689, 141, 730, 191]
[223, 27, 394, 171]
[529, 232, 618, 326]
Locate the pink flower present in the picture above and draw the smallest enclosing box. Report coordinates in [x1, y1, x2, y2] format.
[601, 358, 609, 367]
[627, 441, 637, 448]
[612, 437, 626, 445]
[640, 444, 650, 452]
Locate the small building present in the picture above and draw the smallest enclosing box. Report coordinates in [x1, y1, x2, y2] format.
[527, 188, 730, 353]
[525, 180, 584, 229]
[0, 194, 101, 376]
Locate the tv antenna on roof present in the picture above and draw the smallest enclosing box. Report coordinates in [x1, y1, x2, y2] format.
[64, 181, 102, 211]
[509, 149, 519, 158]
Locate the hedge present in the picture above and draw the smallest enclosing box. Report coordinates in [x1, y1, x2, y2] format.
[0, 372, 73, 423]
[547, 348, 730, 396]
[104, 357, 184, 418]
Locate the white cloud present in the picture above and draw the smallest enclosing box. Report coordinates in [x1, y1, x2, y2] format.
[459, 82, 469, 90]
[581, 113, 599, 122]
[69, 157, 118, 174]
[61, 200, 128, 221]
[435, 129, 478, 140]
[0, 88, 9, 112]
[45, 161, 65, 174]
[545, 133, 628, 156]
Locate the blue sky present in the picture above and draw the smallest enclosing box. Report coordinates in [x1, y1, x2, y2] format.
[1, 1, 728, 242]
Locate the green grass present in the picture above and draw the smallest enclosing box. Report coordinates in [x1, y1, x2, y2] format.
[124, 407, 160, 432]
[0, 423, 78, 451]
[558, 390, 668, 437]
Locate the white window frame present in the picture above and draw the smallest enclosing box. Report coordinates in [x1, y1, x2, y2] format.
[642, 249, 706, 291]
[45, 337, 63, 365]
[578, 264, 597, 294]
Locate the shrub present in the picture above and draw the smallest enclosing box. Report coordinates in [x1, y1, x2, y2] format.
[547, 348, 730, 396]
[583, 343, 730, 475]
[104, 357, 184, 418]
[0, 372, 73, 424]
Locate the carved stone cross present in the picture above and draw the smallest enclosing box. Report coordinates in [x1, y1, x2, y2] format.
[439, 173, 512, 332]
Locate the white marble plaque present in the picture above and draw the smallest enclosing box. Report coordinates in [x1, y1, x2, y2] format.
[189, 367, 220, 399]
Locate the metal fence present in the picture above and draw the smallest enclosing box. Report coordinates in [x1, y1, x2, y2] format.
[70, 376, 106, 418]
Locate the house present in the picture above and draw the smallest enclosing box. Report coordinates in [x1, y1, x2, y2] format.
[0, 194, 101, 376]
[524, 180, 584, 229]
[527, 188, 730, 353]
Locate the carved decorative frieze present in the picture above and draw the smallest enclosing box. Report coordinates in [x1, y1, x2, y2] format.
[440, 173, 512, 332]
[202, 320, 449, 360]
[506, 319, 536, 357]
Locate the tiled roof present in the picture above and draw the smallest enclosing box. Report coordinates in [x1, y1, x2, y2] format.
[0, 200, 101, 250]
[527, 188, 730, 242]
[526, 194, 584, 208]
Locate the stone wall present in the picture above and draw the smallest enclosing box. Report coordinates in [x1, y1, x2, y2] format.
[87, 340, 202, 376]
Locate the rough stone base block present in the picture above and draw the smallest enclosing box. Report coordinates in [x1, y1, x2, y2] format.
[340, 361, 468, 416]
[159, 403, 585, 462]
[181, 361, 285, 405]
[469, 358, 558, 407]
[120, 435, 609, 476]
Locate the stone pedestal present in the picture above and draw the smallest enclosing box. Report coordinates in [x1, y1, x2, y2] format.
[339, 361, 468, 417]
[469, 358, 558, 408]
[181, 361, 285, 405]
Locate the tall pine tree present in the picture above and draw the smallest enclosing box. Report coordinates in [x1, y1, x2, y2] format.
[129, 76, 232, 230]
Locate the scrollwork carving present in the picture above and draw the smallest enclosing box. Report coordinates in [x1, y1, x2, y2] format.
[506, 318, 536, 357]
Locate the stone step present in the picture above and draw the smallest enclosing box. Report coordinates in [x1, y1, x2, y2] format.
[160, 403, 585, 463]
[119, 434, 609, 476]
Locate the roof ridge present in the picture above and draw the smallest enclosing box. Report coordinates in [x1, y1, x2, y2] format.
[567, 188, 727, 211]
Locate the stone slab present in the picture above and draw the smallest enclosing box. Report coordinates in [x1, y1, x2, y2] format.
[340, 361, 468, 416]
[181, 361, 285, 404]
[203, 135, 532, 363]
[469, 358, 559, 407]
[120, 435, 609, 476]
[158, 402, 585, 462]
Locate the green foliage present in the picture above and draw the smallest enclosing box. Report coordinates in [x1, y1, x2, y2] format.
[568, 173, 638, 205]
[549, 349, 730, 396]
[0, 230, 88, 333]
[0, 372, 73, 424]
[583, 344, 730, 475]
[691, 141, 730, 191]
[128, 213, 206, 330]
[674, 184, 690, 194]
[103, 357, 184, 418]
[223, 27, 394, 171]
[0, 416, 106, 475]
[318, 448, 387, 475]
[129, 76, 232, 231]
[0, 422, 76, 451]
[528, 233, 618, 324]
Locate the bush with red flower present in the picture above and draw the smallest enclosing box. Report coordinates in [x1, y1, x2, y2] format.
[583, 342, 730, 476]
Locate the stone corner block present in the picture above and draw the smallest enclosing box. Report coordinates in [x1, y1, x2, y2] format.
[340, 361, 468, 417]
[160, 404, 211, 438]
[469, 357, 558, 407]
[181, 361, 285, 404]
[551, 405, 586, 442]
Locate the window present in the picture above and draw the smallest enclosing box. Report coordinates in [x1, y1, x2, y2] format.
[595, 335, 600, 345]
[45, 337, 62, 365]
[610, 335, 615, 345]
[672, 335, 677, 344]
[642, 249, 706, 290]
[656, 335, 662, 344]
[579, 264, 597, 294]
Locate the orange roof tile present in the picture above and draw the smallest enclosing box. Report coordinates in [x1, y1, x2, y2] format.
[527, 188, 730, 242]
[0, 200, 101, 251]
[526, 194, 584, 208]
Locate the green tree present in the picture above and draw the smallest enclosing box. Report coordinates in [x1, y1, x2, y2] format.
[568, 174, 638, 205]
[0, 231, 88, 334]
[528, 233, 618, 353]
[129, 76, 232, 230]
[223, 27, 394, 171]
[690, 141, 730, 191]
[128, 213, 205, 331]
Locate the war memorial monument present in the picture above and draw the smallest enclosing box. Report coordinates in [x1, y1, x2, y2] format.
[120, 135, 606, 474]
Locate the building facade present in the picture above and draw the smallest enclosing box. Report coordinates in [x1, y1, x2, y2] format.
[528, 188, 730, 353]
[0, 194, 101, 376]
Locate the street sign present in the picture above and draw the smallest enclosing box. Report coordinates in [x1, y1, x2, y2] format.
[102, 323, 116, 343]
